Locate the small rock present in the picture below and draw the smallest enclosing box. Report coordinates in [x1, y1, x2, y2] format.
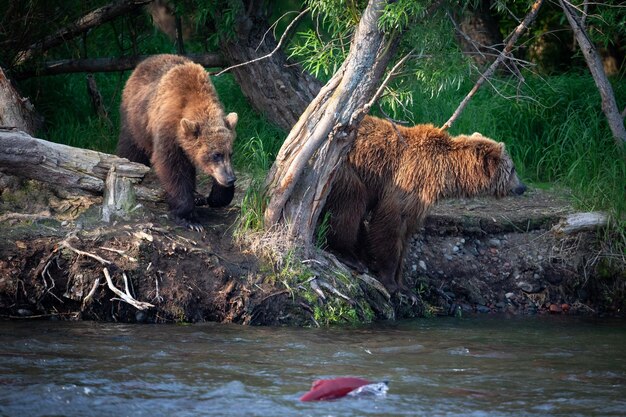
[505, 292, 516, 300]
[476, 305, 491, 313]
[411, 264, 417, 273]
[533, 273, 540, 280]
[444, 254, 453, 261]
[17, 308, 32, 317]
[135, 311, 147, 323]
[495, 302, 506, 309]
[487, 238, 501, 248]
[561, 303, 570, 312]
[419, 260, 427, 271]
[537, 255, 543, 261]
[459, 238, 465, 244]
[452, 246, 459, 253]
[517, 281, 539, 293]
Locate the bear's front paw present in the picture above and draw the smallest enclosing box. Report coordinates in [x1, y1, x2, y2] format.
[173, 215, 204, 232]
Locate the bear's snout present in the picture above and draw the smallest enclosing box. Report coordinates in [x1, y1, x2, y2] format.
[224, 173, 236, 187]
[511, 182, 527, 196]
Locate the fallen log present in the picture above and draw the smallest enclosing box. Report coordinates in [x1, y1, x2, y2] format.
[0, 128, 162, 202]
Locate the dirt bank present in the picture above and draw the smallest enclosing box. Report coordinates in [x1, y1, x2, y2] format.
[0, 176, 623, 325]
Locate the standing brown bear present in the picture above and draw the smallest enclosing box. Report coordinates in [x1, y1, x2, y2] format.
[117, 54, 238, 230]
[324, 116, 526, 294]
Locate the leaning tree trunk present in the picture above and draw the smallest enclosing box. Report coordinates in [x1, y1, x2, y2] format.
[0, 67, 41, 135]
[219, 0, 322, 131]
[263, 0, 398, 254]
[559, 0, 626, 147]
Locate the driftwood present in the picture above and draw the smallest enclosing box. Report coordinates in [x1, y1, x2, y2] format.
[552, 212, 609, 235]
[14, 54, 226, 80]
[0, 129, 162, 202]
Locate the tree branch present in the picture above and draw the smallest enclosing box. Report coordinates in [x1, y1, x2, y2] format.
[442, 0, 544, 130]
[15, 0, 153, 65]
[14, 53, 226, 80]
[215, 7, 310, 77]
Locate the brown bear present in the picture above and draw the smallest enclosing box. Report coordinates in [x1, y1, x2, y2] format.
[117, 54, 238, 230]
[324, 116, 526, 294]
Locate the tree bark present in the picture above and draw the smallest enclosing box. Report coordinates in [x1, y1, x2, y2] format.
[14, 53, 225, 80]
[0, 68, 41, 135]
[263, 0, 398, 252]
[559, 0, 626, 146]
[454, 0, 504, 68]
[0, 129, 161, 202]
[218, 0, 322, 131]
[14, 0, 153, 65]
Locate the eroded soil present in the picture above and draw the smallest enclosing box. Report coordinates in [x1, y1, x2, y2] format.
[0, 176, 623, 325]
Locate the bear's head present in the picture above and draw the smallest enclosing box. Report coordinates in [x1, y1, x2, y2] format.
[455, 132, 527, 198]
[179, 112, 238, 187]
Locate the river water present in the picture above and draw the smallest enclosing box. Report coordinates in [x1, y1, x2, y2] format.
[0, 316, 625, 417]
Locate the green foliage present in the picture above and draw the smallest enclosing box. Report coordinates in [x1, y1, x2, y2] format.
[315, 211, 332, 249]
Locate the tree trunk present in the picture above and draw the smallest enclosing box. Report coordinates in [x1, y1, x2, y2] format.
[218, 0, 322, 131]
[0, 68, 41, 135]
[263, 0, 398, 253]
[559, 0, 626, 146]
[454, 0, 504, 68]
[0, 129, 161, 202]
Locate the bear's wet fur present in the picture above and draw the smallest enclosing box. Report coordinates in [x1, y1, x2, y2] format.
[117, 54, 238, 229]
[324, 116, 526, 294]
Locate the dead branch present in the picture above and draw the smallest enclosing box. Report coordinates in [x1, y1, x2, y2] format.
[15, 0, 153, 65]
[442, 0, 544, 130]
[86, 75, 112, 126]
[215, 7, 310, 77]
[14, 53, 225, 80]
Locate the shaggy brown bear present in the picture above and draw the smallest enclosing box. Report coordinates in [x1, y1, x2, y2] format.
[324, 116, 526, 294]
[117, 54, 238, 229]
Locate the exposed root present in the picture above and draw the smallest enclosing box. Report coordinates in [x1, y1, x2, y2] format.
[103, 268, 154, 310]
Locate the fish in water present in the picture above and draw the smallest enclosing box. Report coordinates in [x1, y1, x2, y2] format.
[299, 377, 388, 401]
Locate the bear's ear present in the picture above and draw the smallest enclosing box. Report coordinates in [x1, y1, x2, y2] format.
[181, 118, 200, 137]
[224, 112, 238, 130]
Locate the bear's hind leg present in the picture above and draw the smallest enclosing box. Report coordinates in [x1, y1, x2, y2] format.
[325, 171, 368, 272]
[366, 199, 409, 295]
